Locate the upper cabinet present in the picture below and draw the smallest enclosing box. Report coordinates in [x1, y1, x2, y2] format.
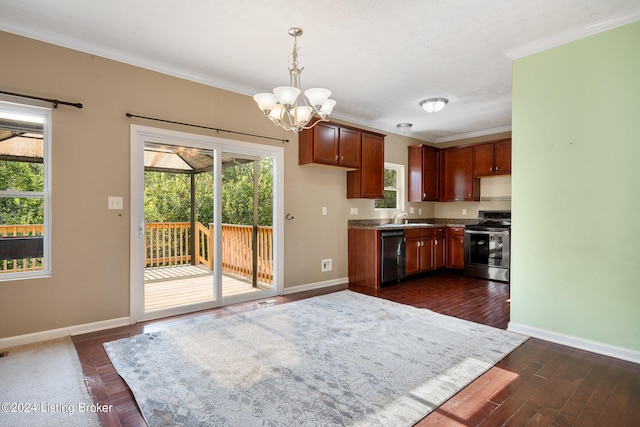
[299, 121, 385, 199]
[347, 132, 385, 199]
[473, 139, 511, 177]
[299, 121, 361, 168]
[409, 137, 511, 203]
[408, 145, 439, 201]
[441, 146, 480, 201]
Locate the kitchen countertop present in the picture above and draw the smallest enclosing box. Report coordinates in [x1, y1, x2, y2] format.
[348, 219, 475, 230]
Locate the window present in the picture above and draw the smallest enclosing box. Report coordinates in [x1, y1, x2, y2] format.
[0, 101, 51, 280]
[374, 163, 404, 210]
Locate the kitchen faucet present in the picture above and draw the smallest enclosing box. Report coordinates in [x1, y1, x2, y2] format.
[392, 211, 409, 224]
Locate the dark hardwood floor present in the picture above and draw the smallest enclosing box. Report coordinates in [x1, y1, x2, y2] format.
[72, 272, 640, 426]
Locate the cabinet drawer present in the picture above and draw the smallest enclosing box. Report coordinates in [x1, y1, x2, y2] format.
[448, 227, 464, 236]
[434, 227, 446, 238]
[420, 228, 434, 238]
[405, 228, 420, 239]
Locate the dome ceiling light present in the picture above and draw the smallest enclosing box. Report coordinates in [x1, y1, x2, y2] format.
[419, 98, 449, 113]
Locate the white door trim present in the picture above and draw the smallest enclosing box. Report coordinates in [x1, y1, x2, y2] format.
[129, 124, 284, 323]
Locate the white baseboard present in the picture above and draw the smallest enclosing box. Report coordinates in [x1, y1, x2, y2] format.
[0, 317, 131, 350]
[508, 322, 640, 365]
[283, 277, 349, 295]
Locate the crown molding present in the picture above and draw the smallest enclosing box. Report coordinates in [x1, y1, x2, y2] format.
[505, 7, 640, 60]
[433, 125, 512, 144]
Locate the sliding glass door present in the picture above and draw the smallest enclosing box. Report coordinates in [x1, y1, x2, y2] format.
[220, 154, 274, 301]
[130, 125, 283, 322]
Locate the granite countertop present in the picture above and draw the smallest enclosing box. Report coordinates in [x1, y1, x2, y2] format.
[348, 218, 475, 230]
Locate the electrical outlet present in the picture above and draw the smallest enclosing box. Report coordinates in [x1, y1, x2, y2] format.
[463, 208, 467, 215]
[108, 196, 123, 210]
[321, 258, 332, 272]
[322, 207, 327, 216]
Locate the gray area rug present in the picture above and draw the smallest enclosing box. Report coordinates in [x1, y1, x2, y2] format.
[0, 336, 101, 427]
[104, 290, 527, 426]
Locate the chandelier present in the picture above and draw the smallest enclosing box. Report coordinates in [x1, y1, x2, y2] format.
[254, 27, 336, 133]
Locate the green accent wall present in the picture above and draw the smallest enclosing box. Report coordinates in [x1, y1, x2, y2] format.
[511, 21, 640, 352]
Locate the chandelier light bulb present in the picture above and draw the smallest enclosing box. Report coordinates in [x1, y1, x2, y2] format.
[254, 27, 335, 133]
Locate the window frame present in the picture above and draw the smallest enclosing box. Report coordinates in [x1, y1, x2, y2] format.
[374, 162, 405, 211]
[0, 101, 52, 281]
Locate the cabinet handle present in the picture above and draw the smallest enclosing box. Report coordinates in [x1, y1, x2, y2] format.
[490, 166, 493, 172]
[423, 192, 427, 199]
[335, 155, 339, 161]
[496, 166, 499, 171]
[341, 155, 344, 161]
[435, 239, 438, 246]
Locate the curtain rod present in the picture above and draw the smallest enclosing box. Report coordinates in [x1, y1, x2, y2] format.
[0, 90, 83, 109]
[125, 113, 290, 144]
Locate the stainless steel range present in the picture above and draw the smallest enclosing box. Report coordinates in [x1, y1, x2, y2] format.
[464, 210, 511, 282]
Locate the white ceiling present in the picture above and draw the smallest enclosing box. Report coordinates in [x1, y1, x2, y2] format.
[1, 1, 639, 143]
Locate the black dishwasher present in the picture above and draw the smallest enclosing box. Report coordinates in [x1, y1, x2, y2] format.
[380, 230, 406, 284]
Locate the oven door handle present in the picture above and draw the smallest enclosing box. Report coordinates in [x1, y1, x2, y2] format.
[464, 229, 509, 236]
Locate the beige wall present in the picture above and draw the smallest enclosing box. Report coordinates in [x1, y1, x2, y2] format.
[0, 32, 511, 339]
[0, 32, 427, 338]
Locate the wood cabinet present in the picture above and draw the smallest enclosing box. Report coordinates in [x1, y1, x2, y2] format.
[433, 227, 446, 269]
[473, 139, 511, 177]
[347, 132, 385, 199]
[441, 146, 480, 202]
[299, 121, 361, 168]
[347, 228, 380, 288]
[408, 145, 439, 201]
[446, 227, 465, 269]
[405, 228, 434, 276]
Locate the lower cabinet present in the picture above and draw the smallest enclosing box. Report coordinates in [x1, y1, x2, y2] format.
[405, 228, 435, 276]
[446, 227, 465, 269]
[347, 226, 466, 289]
[434, 227, 446, 269]
[347, 228, 380, 288]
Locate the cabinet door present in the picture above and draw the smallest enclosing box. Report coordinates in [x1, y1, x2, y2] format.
[473, 143, 494, 177]
[494, 140, 511, 175]
[442, 147, 478, 201]
[407, 145, 424, 202]
[420, 237, 435, 271]
[422, 147, 439, 201]
[446, 229, 465, 269]
[434, 237, 445, 269]
[359, 133, 384, 198]
[434, 228, 446, 269]
[338, 127, 361, 168]
[312, 122, 339, 165]
[405, 237, 421, 276]
[408, 145, 439, 202]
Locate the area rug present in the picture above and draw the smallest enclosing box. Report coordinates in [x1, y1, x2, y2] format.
[104, 290, 527, 426]
[0, 337, 101, 427]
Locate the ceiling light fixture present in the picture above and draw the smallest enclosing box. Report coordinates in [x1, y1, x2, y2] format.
[419, 98, 449, 113]
[254, 27, 336, 133]
[396, 123, 412, 133]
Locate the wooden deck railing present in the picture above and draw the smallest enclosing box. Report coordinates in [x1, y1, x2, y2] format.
[0, 222, 273, 284]
[0, 224, 44, 273]
[146, 222, 273, 285]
